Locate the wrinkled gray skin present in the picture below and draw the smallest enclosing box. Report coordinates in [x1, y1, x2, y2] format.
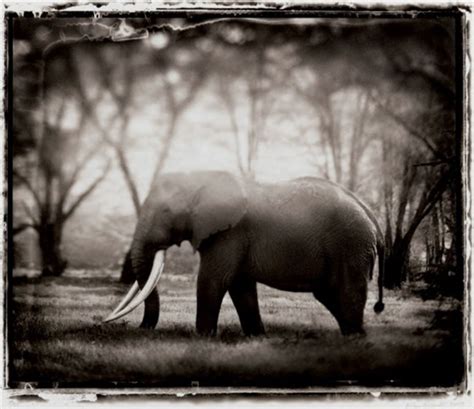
[129, 171, 384, 336]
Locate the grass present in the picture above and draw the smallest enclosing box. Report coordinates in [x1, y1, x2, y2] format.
[8, 252, 465, 390]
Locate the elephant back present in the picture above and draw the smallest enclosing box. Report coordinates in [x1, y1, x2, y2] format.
[292, 177, 381, 238]
[248, 177, 379, 251]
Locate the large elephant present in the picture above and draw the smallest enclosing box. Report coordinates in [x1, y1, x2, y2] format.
[105, 171, 385, 336]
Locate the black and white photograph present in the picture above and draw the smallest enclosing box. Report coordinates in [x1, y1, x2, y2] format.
[5, 3, 469, 397]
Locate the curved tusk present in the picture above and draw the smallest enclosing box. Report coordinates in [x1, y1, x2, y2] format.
[103, 250, 165, 323]
[106, 281, 139, 320]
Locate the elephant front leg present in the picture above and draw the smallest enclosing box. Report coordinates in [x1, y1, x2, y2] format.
[196, 272, 228, 336]
[196, 232, 245, 336]
[140, 286, 160, 329]
[229, 277, 265, 336]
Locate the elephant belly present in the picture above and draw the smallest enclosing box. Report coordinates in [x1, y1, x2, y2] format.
[254, 270, 320, 292]
[246, 225, 374, 293]
[248, 240, 327, 292]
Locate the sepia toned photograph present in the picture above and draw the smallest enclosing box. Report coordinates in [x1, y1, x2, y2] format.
[6, 6, 468, 394]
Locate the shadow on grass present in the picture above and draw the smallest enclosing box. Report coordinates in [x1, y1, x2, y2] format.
[9, 273, 466, 390]
[10, 316, 465, 389]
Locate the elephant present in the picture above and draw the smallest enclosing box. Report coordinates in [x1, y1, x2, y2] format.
[105, 171, 385, 336]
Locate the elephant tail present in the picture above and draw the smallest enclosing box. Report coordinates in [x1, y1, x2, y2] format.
[373, 241, 385, 314]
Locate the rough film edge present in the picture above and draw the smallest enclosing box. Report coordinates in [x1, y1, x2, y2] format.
[1, 1, 473, 407]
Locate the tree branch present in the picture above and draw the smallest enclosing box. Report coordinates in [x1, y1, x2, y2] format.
[414, 159, 451, 167]
[66, 52, 116, 146]
[218, 76, 246, 175]
[404, 170, 451, 243]
[394, 64, 455, 100]
[56, 134, 107, 219]
[21, 201, 39, 226]
[62, 161, 111, 222]
[290, 71, 317, 104]
[151, 116, 178, 181]
[115, 146, 141, 216]
[368, 92, 445, 160]
[13, 223, 38, 236]
[72, 50, 141, 216]
[395, 159, 417, 240]
[174, 50, 212, 113]
[13, 170, 43, 210]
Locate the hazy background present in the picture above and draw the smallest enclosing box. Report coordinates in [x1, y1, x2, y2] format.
[12, 16, 459, 292]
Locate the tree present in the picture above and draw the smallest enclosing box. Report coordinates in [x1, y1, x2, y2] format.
[379, 132, 451, 288]
[148, 42, 212, 181]
[13, 94, 110, 276]
[370, 77, 455, 288]
[292, 72, 375, 191]
[215, 28, 276, 180]
[93, 36, 212, 282]
[86, 36, 211, 208]
[39, 33, 212, 281]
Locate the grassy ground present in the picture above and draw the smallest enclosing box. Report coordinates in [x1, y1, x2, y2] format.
[9, 251, 465, 389]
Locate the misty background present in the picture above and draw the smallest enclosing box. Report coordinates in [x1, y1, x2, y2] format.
[12, 17, 460, 296]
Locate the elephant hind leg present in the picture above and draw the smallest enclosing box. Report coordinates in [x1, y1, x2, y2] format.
[338, 316, 366, 336]
[313, 286, 366, 336]
[229, 276, 265, 336]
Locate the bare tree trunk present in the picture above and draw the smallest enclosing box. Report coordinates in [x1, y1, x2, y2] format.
[384, 234, 410, 288]
[383, 156, 416, 288]
[395, 160, 416, 240]
[329, 123, 342, 184]
[384, 170, 450, 288]
[116, 146, 141, 217]
[382, 138, 394, 251]
[150, 116, 178, 182]
[317, 95, 342, 184]
[437, 201, 446, 264]
[114, 104, 141, 216]
[39, 222, 67, 276]
[38, 166, 67, 276]
[348, 91, 370, 191]
[425, 234, 432, 269]
[432, 204, 442, 265]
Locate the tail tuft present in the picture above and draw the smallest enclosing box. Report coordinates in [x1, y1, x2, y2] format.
[374, 301, 385, 314]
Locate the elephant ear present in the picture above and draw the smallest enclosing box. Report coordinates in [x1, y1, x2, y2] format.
[189, 172, 247, 250]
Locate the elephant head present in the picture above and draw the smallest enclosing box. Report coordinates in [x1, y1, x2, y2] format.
[104, 171, 247, 327]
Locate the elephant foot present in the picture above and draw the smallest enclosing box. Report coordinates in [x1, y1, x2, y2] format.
[139, 320, 157, 329]
[242, 323, 266, 337]
[196, 310, 219, 337]
[196, 327, 217, 337]
[139, 306, 159, 329]
[245, 332, 267, 339]
[340, 326, 366, 337]
[247, 330, 266, 337]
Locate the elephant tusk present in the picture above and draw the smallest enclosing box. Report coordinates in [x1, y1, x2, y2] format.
[106, 281, 139, 320]
[103, 250, 165, 323]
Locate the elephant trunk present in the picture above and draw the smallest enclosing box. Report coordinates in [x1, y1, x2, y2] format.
[132, 243, 164, 328]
